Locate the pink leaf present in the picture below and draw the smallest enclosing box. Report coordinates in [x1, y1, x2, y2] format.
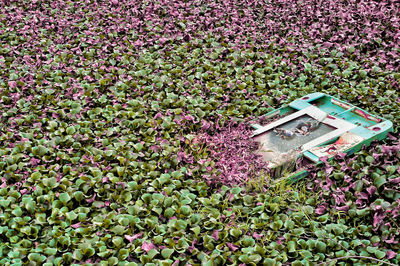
[385, 236, 399, 244]
[366, 186, 376, 196]
[373, 212, 386, 229]
[252, 232, 263, 239]
[8, 81, 17, 88]
[387, 250, 397, 259]
[188, 238, 197, 252]
[228, 193, 235, 202]
[226, 242, 238, 251]
[141, 241, 155, 253]
[124, 232, 143, 243]
[20, 189, 29, 195]
[71, 223, 81, 229]
[315, 205, 326, 215]
[212, 230, 219, 241]
[336, 205, 349, 212]
[153, 112, 163, 120]
[389, 178, 400, 184]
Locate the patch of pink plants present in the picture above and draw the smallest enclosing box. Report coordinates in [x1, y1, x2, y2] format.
[193, 120, 270, 187]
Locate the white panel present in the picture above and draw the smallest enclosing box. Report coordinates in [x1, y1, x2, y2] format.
[252, 105, 358, 153]
[301, 124, 357, 151]
[252, 105, 326, 137]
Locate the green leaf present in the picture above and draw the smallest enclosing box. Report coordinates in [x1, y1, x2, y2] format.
[134, 143, 143, 151]
[366, 246, 378, 254]
[292, 228, 305, 236]
[386, 165, 397, 174]
[304, 63, 312, 72]
[28, 253, 46, 262]
[179, 205, 191, 216]
[284, 219, 295, 229]
[32, 145, 48, 156]
[249, 254, 262, 263]
[365, 155, 374, 164]
[161, 248, 174, 259]
[110, 225, 126, 235]
[351, 239, 362, 247]
[59, 192, 71, 204]
[112, 237, 124, 248]
[373, 176, 386, 188]
[316, 241, 327, 253]
[66, 126, 76, 135]
[300, 250, 313, 259]
[147, 249, 158, 260]
[263, 258, 276, 266]
[108, 256, 119, 265]
[239, 255, 250, 263]
[43, 177, 58, 188]
[287, 241, 296, 253]
[270, 220, 283, 231]
[119, 249, 129, 260]
[66, 211, 78, 221]
[354, 180, 363, 192]
[229, 228, 242, 238]
[74, 191, 84, 201]
[241, 237, 255, 247]
[116, 166, 125, 177]
[0, 199, 10, 208]
[12, 207, 23, 217]
[191, 226, 201, 236]
[375, 250, 386, 259]
[45, 247, 57, 256]
[371, 236, 380, 244]
[164, 207, 175, 219]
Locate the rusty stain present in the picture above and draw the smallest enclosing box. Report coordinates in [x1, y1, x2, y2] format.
[331, 98, 352, 110]
[353, 108, 382, 122]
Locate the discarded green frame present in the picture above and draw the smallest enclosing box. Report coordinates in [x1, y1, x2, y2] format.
[251, 92, 393, 183]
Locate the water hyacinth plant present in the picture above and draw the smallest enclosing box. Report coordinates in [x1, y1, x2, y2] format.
[0, 0, 400, 264]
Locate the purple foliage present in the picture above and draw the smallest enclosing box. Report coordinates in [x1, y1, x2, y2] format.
[308, 137, 400, 243]
[141, 240, 156, 253]
[188, 120, 270, 187]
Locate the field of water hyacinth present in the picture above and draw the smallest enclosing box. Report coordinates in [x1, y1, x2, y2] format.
[1, 0, 400, 265]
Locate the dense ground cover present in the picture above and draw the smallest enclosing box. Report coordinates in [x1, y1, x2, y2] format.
[0, 0, 399, 265]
